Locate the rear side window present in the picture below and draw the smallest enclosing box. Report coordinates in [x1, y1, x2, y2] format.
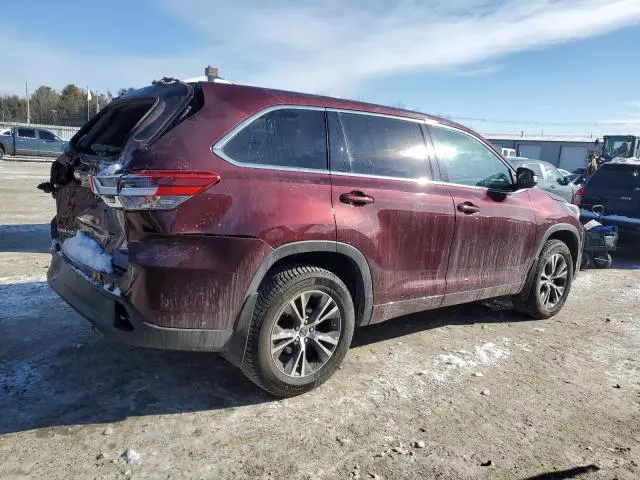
[588, 164, 640, 189]
[223, 108, 327, 170]
[38, 130, 56, 141]
[329, 111, 430, 179]
[17, 128, 36, 138]
[428, 125, 513, 188]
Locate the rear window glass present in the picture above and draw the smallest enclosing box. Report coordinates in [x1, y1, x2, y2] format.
[223, 108, 327, 170]
[329, 111, 430, 179]
[588, 165, 640, 189]
[17, 128, 36, 138]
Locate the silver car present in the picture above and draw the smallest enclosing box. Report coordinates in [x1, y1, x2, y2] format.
[510, 158, 579, 203]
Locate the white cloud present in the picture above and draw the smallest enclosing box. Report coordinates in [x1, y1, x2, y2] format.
[1, 0, 640, 96]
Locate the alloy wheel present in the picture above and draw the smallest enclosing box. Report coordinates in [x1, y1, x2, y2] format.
[270, 290, 342, 378]
[538, 253, 568, 308]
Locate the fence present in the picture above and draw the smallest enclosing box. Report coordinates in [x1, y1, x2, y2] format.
[0, 121, 80, 141]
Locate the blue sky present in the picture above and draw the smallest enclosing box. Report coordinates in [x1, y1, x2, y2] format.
[3, 0, 640, 135]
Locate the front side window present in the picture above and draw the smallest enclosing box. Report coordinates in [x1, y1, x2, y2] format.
[17, 128, 36, 138]
[222, 108, 327, 170]
[428, 125, 513, 188]
[38, 130, 56, 141]
[329, 111, 430, 179]
[543, 165, 564, 183]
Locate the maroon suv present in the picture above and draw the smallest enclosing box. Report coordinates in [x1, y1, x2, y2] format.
[45, 80, 583, 396]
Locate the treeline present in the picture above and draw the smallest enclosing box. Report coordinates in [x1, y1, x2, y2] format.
[0, 85, 136, 127]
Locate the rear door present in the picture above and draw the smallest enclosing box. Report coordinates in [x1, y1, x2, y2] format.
[15, 128, 38, 155]
[427, 124, 537, 305]
[329, 111, 456, 322]
[582, 164, 640, 216]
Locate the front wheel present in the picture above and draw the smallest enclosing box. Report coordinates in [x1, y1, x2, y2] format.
[513, 239, 573, 319]
[242, 266, 355, 397]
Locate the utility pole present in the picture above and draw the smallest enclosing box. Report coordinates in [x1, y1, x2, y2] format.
[25, 81, 31, 124]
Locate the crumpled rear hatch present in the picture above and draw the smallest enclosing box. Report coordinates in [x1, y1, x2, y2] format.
[47, 81, 195, 285]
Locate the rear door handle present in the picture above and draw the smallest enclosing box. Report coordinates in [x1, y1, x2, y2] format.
[456, 202, 480, 214]
[339, 191, 375, 206]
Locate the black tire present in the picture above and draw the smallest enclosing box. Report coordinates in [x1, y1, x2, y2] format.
[593, 253, 612, 269]
[512, 239, 573, 319]
[242, 266, 355, 397]
[0, 146, 4, 161]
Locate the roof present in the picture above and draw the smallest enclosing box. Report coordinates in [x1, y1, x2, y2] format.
[199, 82, 475, 134]
[486, 134, 602, 143]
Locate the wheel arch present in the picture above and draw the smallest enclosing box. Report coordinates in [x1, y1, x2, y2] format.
[536, 224, 582, 275]
[225, 241, 373, 368]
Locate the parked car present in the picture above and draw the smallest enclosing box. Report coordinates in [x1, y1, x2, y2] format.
[44, 81, 583, 396]
[577, 160, 640, 236]
[557, 168, 583, 185]
[0, 127, 68, 159]
[509, 158, 579, 203]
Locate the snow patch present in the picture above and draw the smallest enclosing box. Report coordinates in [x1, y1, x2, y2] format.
[61, 231, 113, 274]
[430, 342, 510, 381]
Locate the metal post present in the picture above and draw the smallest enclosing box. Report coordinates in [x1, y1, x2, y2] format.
[25, 81, 31, 124]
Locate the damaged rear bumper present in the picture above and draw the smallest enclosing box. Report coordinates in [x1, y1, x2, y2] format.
[47, 253, 233, 351]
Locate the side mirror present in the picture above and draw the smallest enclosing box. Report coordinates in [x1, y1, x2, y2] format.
[558, 176, 570, 186]
[516, 167, 537, 189]
[594, 139, 600, 146]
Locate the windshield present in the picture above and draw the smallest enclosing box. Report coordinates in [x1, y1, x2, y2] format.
[602, 136, 635, 159]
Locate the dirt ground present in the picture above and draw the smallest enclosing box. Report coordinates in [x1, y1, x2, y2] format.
[0, 160, 639, 480]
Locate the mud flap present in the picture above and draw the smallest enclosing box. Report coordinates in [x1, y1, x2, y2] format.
[224, 293, 259, 368]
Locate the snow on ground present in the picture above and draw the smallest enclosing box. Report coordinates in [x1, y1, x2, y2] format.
[431, 341, 510, 381]
[61, 231, 113, 274]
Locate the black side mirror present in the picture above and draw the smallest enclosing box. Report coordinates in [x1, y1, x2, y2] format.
[558, 176, 570, 186]
[516, 167, 537, 189]
[594, 139, 600, 146]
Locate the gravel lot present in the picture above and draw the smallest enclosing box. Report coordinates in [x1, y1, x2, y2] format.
[1, 160, 639, 480]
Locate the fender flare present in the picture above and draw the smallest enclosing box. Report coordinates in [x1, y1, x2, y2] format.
[518, 223, 583, 300]
[225, 241, 373, 368]
[534, 223, 582, 262]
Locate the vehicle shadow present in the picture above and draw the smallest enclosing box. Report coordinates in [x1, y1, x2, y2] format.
[0, 281, 527, 435]
[0, 223, 50, 253]
[521, 464, 600, 479]
[609, 242, 640, 270]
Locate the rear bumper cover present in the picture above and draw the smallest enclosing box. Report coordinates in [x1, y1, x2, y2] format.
[47, 253, 233, 351]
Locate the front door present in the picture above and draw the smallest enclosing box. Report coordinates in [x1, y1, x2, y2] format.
[427, 124, 537, 306]
[37, 129, 65, 156]
[328, 111, 456, 323]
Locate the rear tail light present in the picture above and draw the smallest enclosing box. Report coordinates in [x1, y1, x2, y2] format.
[91, 170, 220, 210]
[574, 186, 585, 206]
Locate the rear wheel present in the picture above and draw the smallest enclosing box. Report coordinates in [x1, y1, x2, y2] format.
[513, 240, 573, 319]
[242, 266, 355, 397]
[0, 146, 4, 161]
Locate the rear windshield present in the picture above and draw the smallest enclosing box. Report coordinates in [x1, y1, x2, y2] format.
[588, 164, 640, 189]
[72, 81, 193, 156]
[80, 100, 156, 154]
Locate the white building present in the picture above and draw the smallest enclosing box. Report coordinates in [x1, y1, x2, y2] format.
[487, 134, 602, 172]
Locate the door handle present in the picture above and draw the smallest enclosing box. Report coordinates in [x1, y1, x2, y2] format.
[339, 191, 375, 206]
[456, 202, 480, 214]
